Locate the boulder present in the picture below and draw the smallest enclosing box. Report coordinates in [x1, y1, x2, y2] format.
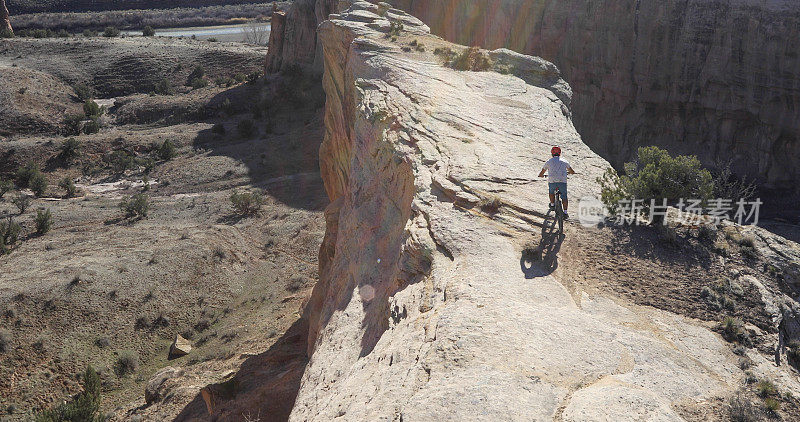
[144, 366, 183, 405]
[168, 334, 191, 359]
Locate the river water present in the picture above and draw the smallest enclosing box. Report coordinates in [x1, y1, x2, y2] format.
[121, 23, 271, 43]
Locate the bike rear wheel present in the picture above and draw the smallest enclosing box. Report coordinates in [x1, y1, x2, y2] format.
[555, 192, 564, 233]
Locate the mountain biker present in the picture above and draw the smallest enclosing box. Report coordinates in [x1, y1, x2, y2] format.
[538, 146, 576, 219]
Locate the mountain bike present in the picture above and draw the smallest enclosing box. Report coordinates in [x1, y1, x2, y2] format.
[553, 188, 564, 234]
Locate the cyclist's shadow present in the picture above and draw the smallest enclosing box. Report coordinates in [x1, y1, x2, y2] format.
[520, 209, 565, 279]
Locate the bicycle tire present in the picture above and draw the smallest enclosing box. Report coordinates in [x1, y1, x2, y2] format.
[555, 191, 564, 233]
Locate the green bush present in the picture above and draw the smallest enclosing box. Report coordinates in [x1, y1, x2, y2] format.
[233, 73, 246, 83]
[0, 179, 12, 199]
[237, 119, 256, 138]
[13, 194, 31, 214]
[30, 172, 48, 197]
[186, 65, 204, 86]
[153, 78, 173, 95]
[63, 113, 85, 136]
[142, 26, 155, 36]
[189, 77, 208, 89]
[597, 146, 714, 222]
[59, 177, 77, 198]
[230, 191, 264, 216]
[82, 118, 100, 134]
[36, 365, 102, 422]
[83, 99, 101, 118]
[103, 27, 120, 37]
[61, 138, 81, 162]
[35, 209, 52, 235]
[82, 29, 97, 37]
[73, 84, 93, 101]
[757, 380, 777, 397]
[107, 150, 135, 174]
[119, 193, 149, 219]
[449, 46, 492, 71]
[16, 162, 40, 188]
[0, 217, 21, 255]
[0, 28, 13, 39]
[114, 350, 139, 377]
[157, 139, 177, 161]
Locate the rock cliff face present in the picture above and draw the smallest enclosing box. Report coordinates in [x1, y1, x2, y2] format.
[264, 0, 338, 72]
[1, 0, 12, 35]
[285, 2, 800, 420]
[388, 0, 800, 204]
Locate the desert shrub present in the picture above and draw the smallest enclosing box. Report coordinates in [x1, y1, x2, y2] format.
[60, 138, 81, 162]
[230, 191, 263, 216]
[214, 76, 234, 87]
[30, 172, 48, 197]
[721, 316, 751, 345]
[15, 162, 40, 188]
[479, 195, 502, 214]
[0, 330, 9, 352]
[449, 46, 492, 71]
[597, 146, 714, 222]
[211, 123, 226, 135]
[82, 118, 100, 134]
[107, 150, 135, 174]
[712, 159, 757, 202]
[287, 276, 306, 292]
[0, 217, 21, 255]
[13, 194, 31, 214]
[741, 245, 758, 260]
[119, 194, 149, 219]
[72, 83, 93, 101]
[115, 350, 139, 377]
[738, 236, 755, 248]
[142, 26, 155, 36]
[103, 26, 120, 37]
[186, 65, 205, 86]
[83, 100, 101, 118]
[35, 365, 102, 422]
[0, 28, 13, 38]
[657, 224, 679, 246]
[0, 179, 12, 199]
[386, 21, 403, 37]
[234, 73, 246, 83]
[787, 341, 800, 365]
[189, 77, 208, 89]
[157, 139, 176, 161]
[35, 209, 53, 235]
[82, 29, 97, 37]
[729, 392, 761, 422]
[763, 398, 780, 415]
[94, 337, 110, 348]
[154, 78, 173, 95]
[237, 119, 256, 138]
[207, 37, 218, 42]
[757, 380, 777, 397]
[247, 71, 261, 84]
[63, 113, 84, 136]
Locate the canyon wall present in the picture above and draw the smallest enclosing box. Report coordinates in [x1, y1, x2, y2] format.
[388, 0, 800, 203]
[283, 2, 800, 420]
[1, 0, 12, 35]
[265, 0, 337, 73]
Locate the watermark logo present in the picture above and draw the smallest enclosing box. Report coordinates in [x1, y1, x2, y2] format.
[578, 196, 606, 227]
[577, 197, 762, 226]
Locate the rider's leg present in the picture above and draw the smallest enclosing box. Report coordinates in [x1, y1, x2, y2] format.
[562, 199, 568, 211]
[549, 193, 555, 205]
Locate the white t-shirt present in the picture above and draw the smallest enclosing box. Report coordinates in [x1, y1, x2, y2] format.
[542, 156, 571, 183]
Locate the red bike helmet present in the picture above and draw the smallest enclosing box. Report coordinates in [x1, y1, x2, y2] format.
[551, 146, 561, 156]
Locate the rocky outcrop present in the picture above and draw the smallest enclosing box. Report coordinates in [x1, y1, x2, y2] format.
[388, 0, 800, 206]
[264, 0, 338, 73]
[0, 0, 12, 35]
[287, 3, 800, 420]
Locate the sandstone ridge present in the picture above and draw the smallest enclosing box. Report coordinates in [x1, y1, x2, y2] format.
[284, 2, 800, 420]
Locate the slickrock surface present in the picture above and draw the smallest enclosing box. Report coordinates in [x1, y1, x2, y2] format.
[389, 0, 800, 206]
[287, 2, 800, 420]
